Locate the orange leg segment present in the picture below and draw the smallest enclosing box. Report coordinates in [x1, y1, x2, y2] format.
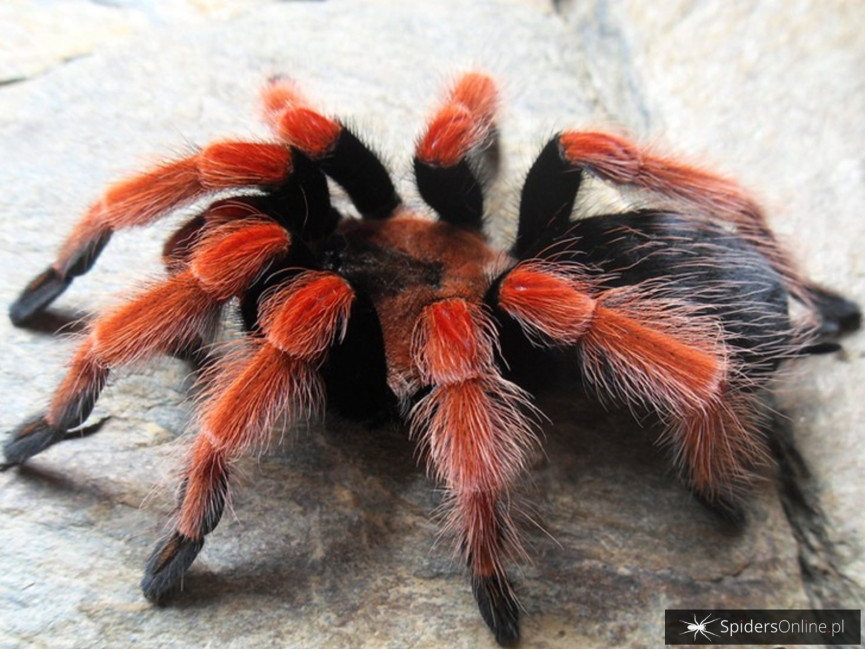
[261, 77, 342, 158]
[413, 73, 500, 228]
[142, 271, 354, 603]
[497, 261, 762, 502]
[3, 222, 291, 467]
[9, 142, 293, 325]
[410, 298, 536, 645]
[558, 131, 806, 302]
[58, 141, 291, 276]
[416, 72, 498, 167]
[261, 78, 400, 219]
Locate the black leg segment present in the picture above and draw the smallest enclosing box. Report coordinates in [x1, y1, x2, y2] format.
[473, 573, 521, 647]
[514, 135, 583, 258]
[265, 151, 338, 240]
[414, 158, 485, 229]
[9, 230, 112, 326]
[319, 127, 401, 220]
[141, 532, 206, 603]
[805, 283, 862, 336]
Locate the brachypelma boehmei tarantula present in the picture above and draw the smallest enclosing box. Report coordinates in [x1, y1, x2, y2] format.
[4, 73, 860, 645]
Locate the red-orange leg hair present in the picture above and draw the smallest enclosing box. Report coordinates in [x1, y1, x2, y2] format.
[262, 77, 400, 219]
[556, 131, 808, 304]
[3, 221, 292, 467]
[162, 197, 284, 273]
[142, 271, 354, 603]
[9, 141, 294, 325]
[416, 72, 498, 167]
[496, 261, 767, 504]
[410, 298, 537, 645]
[414, 72, 500, 228]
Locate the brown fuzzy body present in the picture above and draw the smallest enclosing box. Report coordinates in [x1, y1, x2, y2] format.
[325, 214, 506, 399]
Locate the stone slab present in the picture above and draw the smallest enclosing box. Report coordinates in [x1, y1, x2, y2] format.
[0, 2, 862, 648]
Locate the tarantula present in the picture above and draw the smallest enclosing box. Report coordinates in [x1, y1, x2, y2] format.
[4, 72, 859, 645]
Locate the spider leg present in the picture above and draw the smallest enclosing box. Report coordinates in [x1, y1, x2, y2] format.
[516, 132, 801, 288]
[410, 298, 538, 646]
[3, 220, 293, 466]
[263, 78, 401, 219]
[515, 131, 861, 334]
[413, 72, 500, 229]
[142, 271, 354, 603]
[803, 284, 861, 336]
[162, 197, 320, 368]
[513, 136, 584, 258]
[9, 138, 336, 324]
[493, 262, 766, 505]
[162, 213, 209, 274]
[565, 132, 794, 277]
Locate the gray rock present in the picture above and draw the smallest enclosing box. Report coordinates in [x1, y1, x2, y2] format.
[1, 1, 862, 648]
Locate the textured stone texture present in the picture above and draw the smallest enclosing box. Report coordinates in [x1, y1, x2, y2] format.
[612, 0, 865, 608]
[1, 2, 862, 648]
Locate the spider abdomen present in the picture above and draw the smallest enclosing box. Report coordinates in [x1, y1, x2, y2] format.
[540, 210, 796, 375]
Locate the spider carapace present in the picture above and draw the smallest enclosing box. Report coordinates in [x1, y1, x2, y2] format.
[4, 73, 859, 645]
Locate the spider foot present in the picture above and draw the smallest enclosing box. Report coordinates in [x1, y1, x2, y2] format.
[62, 416, 111, 442]
[473, 573, 520, 647]
[9, 267, 72, 326]
[141, 531, 204, 604]
[10, 229, 112, 326]
[3, 414, 65, 466]
[807, 284, 861, 336]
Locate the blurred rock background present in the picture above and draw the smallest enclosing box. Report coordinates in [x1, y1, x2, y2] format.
[0, 1, 862, 648]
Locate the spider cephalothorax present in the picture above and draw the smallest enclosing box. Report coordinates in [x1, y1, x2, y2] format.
[4, 73, 859, 646]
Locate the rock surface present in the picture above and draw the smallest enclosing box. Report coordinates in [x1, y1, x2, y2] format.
[0, 2, 862, 648]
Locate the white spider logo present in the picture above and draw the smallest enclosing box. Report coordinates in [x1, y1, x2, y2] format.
[680, 613, 720, 641]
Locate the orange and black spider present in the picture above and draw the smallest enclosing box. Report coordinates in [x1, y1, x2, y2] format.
[3, 73, 859, 646]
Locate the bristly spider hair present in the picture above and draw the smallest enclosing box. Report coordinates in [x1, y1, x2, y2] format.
[3, 72, 860, 646]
